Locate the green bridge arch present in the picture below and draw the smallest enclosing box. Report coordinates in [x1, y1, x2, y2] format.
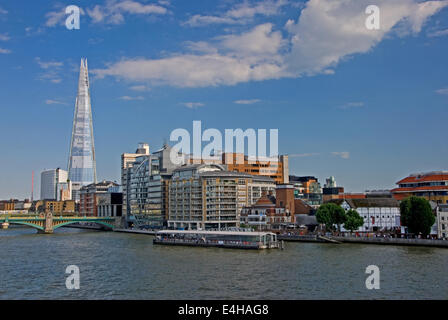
[1, 218, 115, 232]
[5, 221, 44, 231]
[53, 220, 115, 230]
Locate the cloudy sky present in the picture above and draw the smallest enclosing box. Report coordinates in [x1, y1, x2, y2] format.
[0, 0, 448, 199]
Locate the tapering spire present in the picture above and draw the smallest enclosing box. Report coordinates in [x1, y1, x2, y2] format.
[68, 57, 97, 201]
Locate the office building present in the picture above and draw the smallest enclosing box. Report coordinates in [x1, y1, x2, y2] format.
[289, 175, 323, 206]
[322, 176, 345, 202]
[188, 152, 289, 184]
[40, 168, 70, 200]
[79, 181, 119, 216]
[126, 144, 183, 228]
[68, 58, 97, 201]
[97, 186, 123, 218]
[121, 143, 150, 216]
[222, 153, 289, 184]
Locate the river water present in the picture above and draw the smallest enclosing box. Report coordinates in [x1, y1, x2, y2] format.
[0, 227, 447, 300]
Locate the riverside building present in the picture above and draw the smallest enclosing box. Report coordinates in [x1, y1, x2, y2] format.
[329, 197, 401, 233]
[391, 171, 448, 204]
[125, 144, 184, 228]
[168, 164, 275, 230]
[97, 185, 123, 218]
[79, 180, 119, 216]
[121, 143, 150, 216]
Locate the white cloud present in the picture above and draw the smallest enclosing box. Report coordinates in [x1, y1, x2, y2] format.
[87, 0, 168, 24]
[25, 26, 44, 36]
[408, 1, 448, 33]
[45, 6, 85, 27]
[93, 0, 448, 88]
[219, 23, 285, 57]
[35, 57, 63, 69]
[289, 153, 320, 158]
[436, 88, 448, 95]
[332, 152, 350, 159]
[0, 7, 8, 14]
[93, 23, 287, 87]
[184, 0, 289, 26]
[185, 15, 239, 27]
[94, 53, 286, 88]
[234, 99, 261, 105]
[0, 33, 10, 41]
[339, 102, 365, 110]
[428, 28, 448, 37]
[129, 85, 150, 91]
[45, 9, 66, 27]
[181, 102, 205, 109]
[45, 99, 67, 105]
[0, 48, 11, 54]
[184, 41, 218, 54]
[35, 57, 64, 83]
[286, 0, 448, 76]
[119, 95, 145, 100]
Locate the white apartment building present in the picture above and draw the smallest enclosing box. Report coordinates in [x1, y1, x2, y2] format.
[168, 164, 275, 230]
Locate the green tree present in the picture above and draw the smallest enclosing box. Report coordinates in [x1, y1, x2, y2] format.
[400, 196, 435, 236]
[343, 209, 364, 233]
[316, 203, 347, 232]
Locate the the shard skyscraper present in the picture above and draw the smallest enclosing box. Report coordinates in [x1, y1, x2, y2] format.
[68, 58, 97, 201]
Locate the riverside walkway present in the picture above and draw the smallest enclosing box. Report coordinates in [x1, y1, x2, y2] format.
[278, 234, 448, 248]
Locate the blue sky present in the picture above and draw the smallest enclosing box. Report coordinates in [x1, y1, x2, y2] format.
[0, 0, 447, 199]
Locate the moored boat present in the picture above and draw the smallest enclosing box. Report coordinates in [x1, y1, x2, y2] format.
[153, 230, 281, 250]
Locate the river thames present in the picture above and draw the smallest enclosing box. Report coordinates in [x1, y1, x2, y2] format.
[1, 227, 447, 300]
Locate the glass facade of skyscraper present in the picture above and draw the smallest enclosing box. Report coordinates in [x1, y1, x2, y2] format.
[68, 58, 97, 200]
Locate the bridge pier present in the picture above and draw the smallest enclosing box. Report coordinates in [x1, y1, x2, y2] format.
[43, 212, 54, 234]
[37, 229, 53, 234]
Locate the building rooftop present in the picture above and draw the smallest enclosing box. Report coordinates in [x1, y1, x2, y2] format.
[289, 175, 318, 182]
[329, 198, 399, 208]
[397, 171, 448, 184]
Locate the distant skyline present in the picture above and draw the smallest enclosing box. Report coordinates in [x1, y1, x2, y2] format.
[0, 0, 448, 199]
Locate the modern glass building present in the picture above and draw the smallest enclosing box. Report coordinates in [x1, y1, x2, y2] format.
[68, 58, 97, 201]
[40, 168, 69, 200]
[126, 144, 181, 229]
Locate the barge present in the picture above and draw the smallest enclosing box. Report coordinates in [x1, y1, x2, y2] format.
[153, 230, 282, 250]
